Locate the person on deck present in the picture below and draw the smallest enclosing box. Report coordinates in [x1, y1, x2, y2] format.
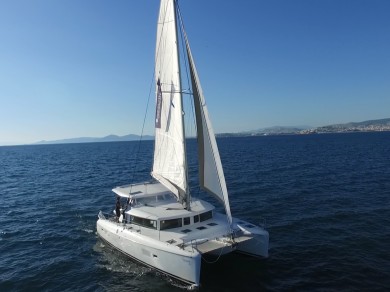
[115, 197, 121, 222]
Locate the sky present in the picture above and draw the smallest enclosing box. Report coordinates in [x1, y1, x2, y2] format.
[0, 0, 389, 145]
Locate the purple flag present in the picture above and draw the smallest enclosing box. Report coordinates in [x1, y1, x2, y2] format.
[155, 79, 162, 128]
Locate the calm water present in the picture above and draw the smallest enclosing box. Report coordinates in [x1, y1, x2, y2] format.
[1, 133, 389, 291]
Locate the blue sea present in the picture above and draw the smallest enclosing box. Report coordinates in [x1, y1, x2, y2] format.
[1, 132, 389, 291]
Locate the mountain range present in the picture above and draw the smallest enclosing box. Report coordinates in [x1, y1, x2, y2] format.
[35, 134, 153, 145]
[34, 118, 390, 144]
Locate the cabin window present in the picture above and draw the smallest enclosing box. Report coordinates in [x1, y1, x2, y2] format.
[161, 193, 175, 200]
[130, 191, 142, 195]
[136, 193, 176, 205]
[137, 197, 156, 205]
[160, 218, 182, 230]
[156, 193, 172, 201]
[183, 217, 190, 225]
[144, 219, 157, 229]
[200, 211, 213, 222]
[194, 215, 199, 223]
[131, 215, 157, 229]
[131, 215, 143, 225]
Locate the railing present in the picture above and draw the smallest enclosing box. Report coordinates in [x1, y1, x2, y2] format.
[176, 238, 205, 252]
[98, 211, 118, 222]
[177, 234, 235, 253]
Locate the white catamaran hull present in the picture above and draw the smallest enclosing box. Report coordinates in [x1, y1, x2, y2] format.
[97, 218, 201, 287]
[97, 212, 269, 287]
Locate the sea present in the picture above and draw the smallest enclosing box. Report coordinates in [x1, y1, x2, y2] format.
[0, 132, 389, 291]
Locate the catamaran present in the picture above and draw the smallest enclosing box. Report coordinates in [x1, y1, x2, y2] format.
[97, 0, 269, 288]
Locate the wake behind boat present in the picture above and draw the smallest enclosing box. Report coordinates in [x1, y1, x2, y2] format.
[97, 0, 269, 288]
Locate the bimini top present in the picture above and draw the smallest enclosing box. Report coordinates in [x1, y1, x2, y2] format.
[113, 181, 215, 221]
[112, 181, 170, 199]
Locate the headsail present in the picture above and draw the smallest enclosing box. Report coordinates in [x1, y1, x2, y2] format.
[182, 26, 233, 224]
[152, 0, 188, 204]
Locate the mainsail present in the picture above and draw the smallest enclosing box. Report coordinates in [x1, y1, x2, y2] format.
[152, 0, 188, 204]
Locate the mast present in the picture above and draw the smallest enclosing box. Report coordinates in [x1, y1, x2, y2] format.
[173, 0, 191, 210]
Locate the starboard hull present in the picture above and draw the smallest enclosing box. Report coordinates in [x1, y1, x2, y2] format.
[234, 221, 269, 258]
[96, 218, 201, 288]
[235, 232, 269, 258]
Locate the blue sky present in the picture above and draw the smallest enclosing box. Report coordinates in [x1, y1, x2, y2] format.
[1, 0, 389, 145]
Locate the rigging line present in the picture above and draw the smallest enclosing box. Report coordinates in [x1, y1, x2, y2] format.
[174, 0, 192, 210]
[128, 0, 172, 187]
[177, 0, 197, 141]
[177, 0, 198, 189]
[201, 243, 227, 264]
[129, 73, 155, 187]
[176, 0, 191, 93]
[160, 90, 192, 94]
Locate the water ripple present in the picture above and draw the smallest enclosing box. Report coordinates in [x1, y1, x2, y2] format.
[1, 134, 390, 291]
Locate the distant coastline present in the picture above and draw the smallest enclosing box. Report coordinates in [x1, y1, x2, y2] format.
[30, 117, 390, 145]
[34, 134, 154, 145]
[299, 118, 390, 135]
[217, 118, 390, 137]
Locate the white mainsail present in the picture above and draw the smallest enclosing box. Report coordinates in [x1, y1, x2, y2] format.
[152, 0, 187, 203]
